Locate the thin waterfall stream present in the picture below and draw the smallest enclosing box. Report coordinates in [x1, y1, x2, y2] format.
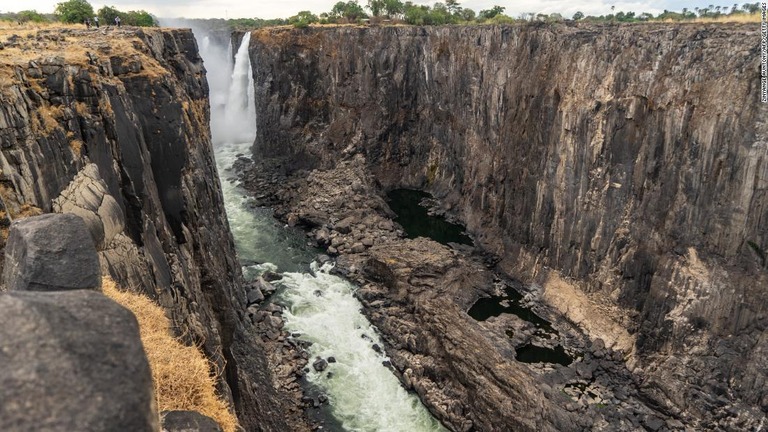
[201, 31, 445, 432]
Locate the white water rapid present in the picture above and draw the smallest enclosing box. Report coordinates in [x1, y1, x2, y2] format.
[196, 29, 445, 432]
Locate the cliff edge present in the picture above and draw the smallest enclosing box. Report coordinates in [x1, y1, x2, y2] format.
[0, 25, 294, 431]
[245, 23, 767, 430]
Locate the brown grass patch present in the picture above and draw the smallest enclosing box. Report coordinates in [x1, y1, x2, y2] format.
[36, 103, 63, 134]
[687, 13, 761, 23]
[0, 26, 170, 81]
[15, 204, 43, 218]
[102, 277, 239, 432]
[69, 139, 83, 156]
[74, 101, 89, 116]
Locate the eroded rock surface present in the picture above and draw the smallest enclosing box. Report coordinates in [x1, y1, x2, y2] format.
[0, 290, 158, 432]
[0, 27, 300, 431]
[2, 213, 100, 292]
[243, 23, 767, 430]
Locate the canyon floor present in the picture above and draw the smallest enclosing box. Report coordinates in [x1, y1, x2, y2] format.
[234, 152, 712, 432]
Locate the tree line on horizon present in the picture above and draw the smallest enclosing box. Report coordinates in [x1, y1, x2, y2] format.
[0, 0, 156, 27]
[282, 0, 764, 27]
[2, 0, 762, 29]
[187, 0, 765, 29]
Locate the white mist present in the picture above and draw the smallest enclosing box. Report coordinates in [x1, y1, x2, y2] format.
[169, 22, 445, 432]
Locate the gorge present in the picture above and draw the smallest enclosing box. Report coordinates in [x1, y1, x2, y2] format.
[237, 23, 767, 431]
[0, 19, 765, 432]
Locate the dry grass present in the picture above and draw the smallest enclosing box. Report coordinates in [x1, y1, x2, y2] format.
[36, 104, 63, 134]
[0, 25, 170, 80]
[102, 277, 239, 432]
[69, 139, 83, 156]
[15, 204, 43, 218]
[687, 13, 761, 23]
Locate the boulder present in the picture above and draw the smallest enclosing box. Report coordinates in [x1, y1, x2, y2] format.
[313, 358, 328, 372]
[2, 213, 101, 292]
[334, 216, 355, 234]
[0, 290, 158, 431]
[246, 288, 264, 305]
[161, 410, 222, 432]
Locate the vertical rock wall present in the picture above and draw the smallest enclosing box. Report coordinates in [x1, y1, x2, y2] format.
[0, 27, 291, 431]
[248, 23, 767, 424]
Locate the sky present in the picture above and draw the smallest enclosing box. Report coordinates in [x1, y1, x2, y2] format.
[2, 0, 750, 20]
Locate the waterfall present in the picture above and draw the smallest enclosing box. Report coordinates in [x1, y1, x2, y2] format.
[221, 32, 256, 145]
[178, 23, 445, 431]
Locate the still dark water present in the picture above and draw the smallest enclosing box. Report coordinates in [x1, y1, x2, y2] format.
[516, 344, 573, 366]
[386, 189, 473, 246]
[387, 189, 571, 366]
[468, 285, 554, 333]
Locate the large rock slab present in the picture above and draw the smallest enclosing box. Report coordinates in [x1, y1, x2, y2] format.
[0, 289, 159, 431]
[161, 410, 222, 432]
[2, 213, 101, 291]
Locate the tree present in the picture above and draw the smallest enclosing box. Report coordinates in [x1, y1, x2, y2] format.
[331, 1, 367, 21]
[446, 0, 461, 15]
[97, 5, 120, 24]
[383, 0, 404, 17]
[572, 11, 584, 20]
[459, 8, 476, 21]
[17, 10, 48, 23]
[123, 10, 156, 26]
[368, 0, 385, 16]
[289, 10, 318, 28]
[478, 5, 505, 19]
[54, 0, 94, 24]
[403, 2, 429, 24]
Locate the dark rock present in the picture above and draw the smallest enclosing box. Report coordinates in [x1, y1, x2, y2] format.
[246, 288, 265, 305]
[372, 343, 382, 354]
[262, 271, 282, 282]
[2, 213, 101, 292]
[0, 290, 157, 431]
[256, 277, 277, 296]
[327, 356, 336, 363]
[334, 217, 355, 234]
[318, 394, 328, 404]
[161, 410, 222, 432]
[248, 24, 768, 430]
[642, 415, 665, 431]
[312, 358, 328, 372]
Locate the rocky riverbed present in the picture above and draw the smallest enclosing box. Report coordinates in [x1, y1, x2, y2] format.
[233, 152, 716, 431]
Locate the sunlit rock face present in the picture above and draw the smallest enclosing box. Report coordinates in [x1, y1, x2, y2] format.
[246, 24, 767, 430]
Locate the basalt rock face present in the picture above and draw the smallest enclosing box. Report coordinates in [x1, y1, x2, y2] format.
[249, 24, 767, 428]
[0, 28, 292, 430]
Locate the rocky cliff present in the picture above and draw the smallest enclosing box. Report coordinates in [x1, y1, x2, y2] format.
[0, 26, 294, 430]
[247, 24, 767, 429]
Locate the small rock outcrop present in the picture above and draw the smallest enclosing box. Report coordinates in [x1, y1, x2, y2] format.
[2, 213, 100, 292]
[0, 214, 157, 431]
[0, 289, 158, 432]
[161, 410, 222, 432]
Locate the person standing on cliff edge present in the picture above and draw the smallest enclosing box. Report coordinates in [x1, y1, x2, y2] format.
[115, 16, 121, 27]
[93, 16, 99, 28]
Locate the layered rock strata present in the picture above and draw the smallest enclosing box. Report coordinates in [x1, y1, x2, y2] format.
[0, 27, 298, 430]
[244, 23, 767, 430]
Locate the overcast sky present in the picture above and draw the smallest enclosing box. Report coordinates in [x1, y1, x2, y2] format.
[4, 0, 746, 20]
